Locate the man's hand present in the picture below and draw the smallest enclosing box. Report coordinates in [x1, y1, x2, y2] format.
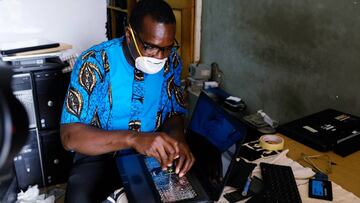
[129, 132, 180, 170]
[160, 115, 195, 177]
[174, 140, 195, 177]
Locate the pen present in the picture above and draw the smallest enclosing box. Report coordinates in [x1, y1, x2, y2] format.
[242, 176, 252, 196]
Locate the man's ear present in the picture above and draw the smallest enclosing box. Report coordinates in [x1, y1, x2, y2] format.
[124, 26, 131, 44]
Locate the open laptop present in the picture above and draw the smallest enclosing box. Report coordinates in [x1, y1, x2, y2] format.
[278, 109, 360, 156]
[116, 91, 248, 203]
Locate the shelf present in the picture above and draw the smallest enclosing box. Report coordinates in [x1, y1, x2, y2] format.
[107, 6, 127, 13]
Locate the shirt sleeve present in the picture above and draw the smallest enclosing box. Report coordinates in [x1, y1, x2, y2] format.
[164, 51, 187, 118]
[61, 49, 108, 126]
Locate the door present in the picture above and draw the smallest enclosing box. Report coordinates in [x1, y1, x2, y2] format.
[166, 0, 195, 79]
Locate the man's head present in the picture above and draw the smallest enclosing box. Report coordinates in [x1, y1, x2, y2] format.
[125, 0, 177, 60]
[129, 0, 176, 35]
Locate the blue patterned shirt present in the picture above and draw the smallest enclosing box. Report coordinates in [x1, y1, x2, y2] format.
[61, 37, 186, 132]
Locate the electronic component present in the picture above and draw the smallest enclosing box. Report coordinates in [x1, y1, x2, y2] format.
[189, 63, 211, 80]
[144, 157, 197, 202]
[308, 179, 333, 201]
[224, 175, 264, 203]
[222, 96, 245, 112]
[224, 190, 248, 203]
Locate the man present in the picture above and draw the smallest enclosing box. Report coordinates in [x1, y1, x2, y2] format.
[60, 0, 194, 202]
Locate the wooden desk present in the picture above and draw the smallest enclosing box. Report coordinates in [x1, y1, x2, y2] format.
[280, 134, 360, 197]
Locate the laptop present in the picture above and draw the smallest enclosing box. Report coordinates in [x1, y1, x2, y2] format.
[0, 39, 59, 56]
[278, 109, 360, 156]
[116, 91, 248, 203]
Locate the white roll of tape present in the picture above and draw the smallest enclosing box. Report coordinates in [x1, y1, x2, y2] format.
[259, 134, 284, 151]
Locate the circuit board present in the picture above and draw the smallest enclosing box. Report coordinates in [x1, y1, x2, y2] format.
[144, 157, 197, 202]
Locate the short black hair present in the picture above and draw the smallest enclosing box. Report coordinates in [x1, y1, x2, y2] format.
[129, 0, 176, 33]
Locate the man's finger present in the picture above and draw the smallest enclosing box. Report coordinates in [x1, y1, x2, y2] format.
[156, 145, 170, 170]
[151, 150, 163, 169]
[166, 147, 175, 168]
[162, 134, 179, 157]
[190, 153, 195, 169]
[180, 153, 195, 177]
[160, 136, 178, 163]
[179, 156, 190, 177]
[175, 156, 185, 175]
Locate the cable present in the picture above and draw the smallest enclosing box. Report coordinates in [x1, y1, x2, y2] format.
[299, 153, 335, 175]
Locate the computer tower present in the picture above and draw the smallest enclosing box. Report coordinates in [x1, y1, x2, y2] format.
[13, 129, 44, 190]
[11, 73, 37, 129]
[39, 130, 73, 185]
[11, 62, 73, 190]
[11, 73, 44, 189]
[33, 70, 70, 130]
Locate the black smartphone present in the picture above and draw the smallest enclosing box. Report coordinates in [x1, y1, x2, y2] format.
[308, 179, 333, 201]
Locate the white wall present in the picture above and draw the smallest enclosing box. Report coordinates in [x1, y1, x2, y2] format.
[0, 0, 107, 56]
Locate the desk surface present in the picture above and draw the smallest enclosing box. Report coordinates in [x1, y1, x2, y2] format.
[280, 134, 360, 197]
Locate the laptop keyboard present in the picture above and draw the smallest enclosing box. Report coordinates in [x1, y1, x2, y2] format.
[260, 162, 302, 203]
[144, 157, 197, 202]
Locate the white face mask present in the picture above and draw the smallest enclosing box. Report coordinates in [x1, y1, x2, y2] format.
[135, 56, 167, 74]
[129, 26, 167, 74]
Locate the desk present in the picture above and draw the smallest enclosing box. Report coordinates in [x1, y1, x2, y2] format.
[281, 134, 360, 197]
[188, 89, 360, 200]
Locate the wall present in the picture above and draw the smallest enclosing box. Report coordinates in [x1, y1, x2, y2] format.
[201, 0, 360, 123]
[0, 0, 107, 56]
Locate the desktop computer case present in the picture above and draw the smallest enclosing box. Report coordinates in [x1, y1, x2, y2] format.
[33, 70, 70, 130]
[13, 129, 44, 190]
[11, 66, 73, 189]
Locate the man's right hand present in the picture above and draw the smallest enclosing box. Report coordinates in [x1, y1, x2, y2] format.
[128, 132, 179, 170]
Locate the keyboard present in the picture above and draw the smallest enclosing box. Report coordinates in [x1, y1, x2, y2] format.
[260, 162, 302, 203]
[144, 157, 197, 202]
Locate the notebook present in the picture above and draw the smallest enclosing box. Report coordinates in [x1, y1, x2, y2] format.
[278, 109, 360, 156]
[116, 91, 248, 203]
[0, 39, 59, 55]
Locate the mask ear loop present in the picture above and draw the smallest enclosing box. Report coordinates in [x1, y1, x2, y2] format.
[128, 25, 143, 57]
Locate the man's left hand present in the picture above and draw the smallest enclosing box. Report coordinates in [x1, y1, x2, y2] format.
[174, 141, 195, 177]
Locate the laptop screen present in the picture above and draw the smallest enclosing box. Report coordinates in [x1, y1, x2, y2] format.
[186, 92, 247, 200]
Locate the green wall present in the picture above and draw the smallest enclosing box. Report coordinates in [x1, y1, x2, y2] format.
[201, 0, 360, 123]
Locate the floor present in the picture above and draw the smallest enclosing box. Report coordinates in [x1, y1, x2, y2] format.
[40, 183, 66, 203]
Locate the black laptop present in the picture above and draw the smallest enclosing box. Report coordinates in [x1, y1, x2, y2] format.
[0, 39, 59, 55]
[278, 109, 360, 156]
[116, 91, 248, 203]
